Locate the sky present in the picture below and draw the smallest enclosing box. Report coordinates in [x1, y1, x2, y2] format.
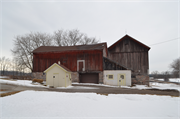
[0, 0, 179, 73]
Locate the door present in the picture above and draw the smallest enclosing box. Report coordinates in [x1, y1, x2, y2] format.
[118, 74, 126, 86]
[53, 73, 59, 87]
[79, 73, 99, 84]
[79, 62, 83, 71]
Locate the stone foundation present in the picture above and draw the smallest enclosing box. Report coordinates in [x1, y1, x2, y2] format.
[71, 72, 79, 82]
[132, 74, 149, 86]
[32, 72, 46, 81]
[99, 72, 103, 84]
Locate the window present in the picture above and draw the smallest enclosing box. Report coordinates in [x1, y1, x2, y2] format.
[108, 75, 113, 80]
[53, 76, 55, 78]
[120, 75, 124, 79]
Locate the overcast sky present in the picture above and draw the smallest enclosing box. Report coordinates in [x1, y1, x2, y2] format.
[0, 0, 179, 73]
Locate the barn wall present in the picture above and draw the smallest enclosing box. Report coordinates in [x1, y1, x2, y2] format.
[33, 50, 103, 73]
[108, 37, 149, 75]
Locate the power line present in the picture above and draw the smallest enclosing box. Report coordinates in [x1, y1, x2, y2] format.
[150, 37, 180, 46]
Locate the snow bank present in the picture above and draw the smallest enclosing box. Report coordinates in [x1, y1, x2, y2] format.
[0, 76, 9, 78]
[150, 82, 180, 91]
[0, 79, 45, 88]
[157, 78, 180, 82]
[0, 91, 179, 119]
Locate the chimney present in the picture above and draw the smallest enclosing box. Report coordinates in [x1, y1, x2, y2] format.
[58, 61, 60, 65]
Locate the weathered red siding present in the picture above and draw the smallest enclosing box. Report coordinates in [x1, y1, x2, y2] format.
[33, 50, 103, 72]
[108, 35, 150, 75]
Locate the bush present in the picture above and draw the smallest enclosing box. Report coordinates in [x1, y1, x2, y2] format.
[32, 79, 43, 84]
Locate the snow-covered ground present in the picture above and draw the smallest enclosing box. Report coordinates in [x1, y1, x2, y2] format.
[150, 82, 180, 91]
[0, 76, 9, 79]
[157, 78, 180, 82]
[0, 79, 45, 88]
[0, 90, 179, 119]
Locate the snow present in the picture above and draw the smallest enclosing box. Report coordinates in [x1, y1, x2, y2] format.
[157, 78, 180, 82]
[0, 76, 9, 78]
[0, 79, 45, 88]
[169, 78, 180, 82]
[0, 90, 179, 119]
[150, 82, 180, 91]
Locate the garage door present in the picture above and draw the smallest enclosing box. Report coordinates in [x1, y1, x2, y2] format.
[79, 73, 99, 84]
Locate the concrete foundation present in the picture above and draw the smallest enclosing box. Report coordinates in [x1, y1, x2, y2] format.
[71, 72, 79, 82]
[98, 72, 103, 84]
[132, 74, 149, 85]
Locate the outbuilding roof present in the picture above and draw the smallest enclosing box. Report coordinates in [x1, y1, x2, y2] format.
[44, 63, 71, 73]
[108, 35, 150, 50]
[33, 42, 107, 53]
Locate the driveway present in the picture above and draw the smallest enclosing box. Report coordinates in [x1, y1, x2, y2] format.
[0, 83, 179, 97]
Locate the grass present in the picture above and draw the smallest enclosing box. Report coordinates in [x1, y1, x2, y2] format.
[0, 91, 22, 97]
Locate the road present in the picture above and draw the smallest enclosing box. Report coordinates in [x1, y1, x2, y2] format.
[0, 83, 179, 97]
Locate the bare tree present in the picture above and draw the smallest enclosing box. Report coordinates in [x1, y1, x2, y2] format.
[54, 29, 64, 46]
[170, 57, 180, 78]
[53, 29, 100, 46]
[11, 32, 53, 72]
[0, 56, 11, 75]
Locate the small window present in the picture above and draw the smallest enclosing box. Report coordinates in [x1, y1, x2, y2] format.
[108, 75, 113, 80]
[53, 76, 55, 78]
[124, 39, 129, 45]
[120, 75, 124, 79]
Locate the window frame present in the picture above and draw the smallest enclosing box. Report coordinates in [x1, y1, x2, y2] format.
[107, 74, 114, 80]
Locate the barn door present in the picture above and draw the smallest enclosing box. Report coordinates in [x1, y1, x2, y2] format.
[53, 73, 59, 87]
[118, 74, 126, 86]
[79, 62, 83, 71]
[77, 60, 85, 71]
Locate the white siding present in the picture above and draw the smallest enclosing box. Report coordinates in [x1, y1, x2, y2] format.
[103, 70, 131, 86]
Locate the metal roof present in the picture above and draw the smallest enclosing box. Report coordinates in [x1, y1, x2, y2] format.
[58, 63, 72, 72]
[33, 42, 107, 53]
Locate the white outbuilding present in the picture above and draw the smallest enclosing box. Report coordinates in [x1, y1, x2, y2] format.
[103, 70, 131, 86]
[44, 63, 72, 88]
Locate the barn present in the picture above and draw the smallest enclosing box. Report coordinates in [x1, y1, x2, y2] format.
[32, 34, 150, 85]
[32, 43, 108, 84]
[108, 35, 150, 85]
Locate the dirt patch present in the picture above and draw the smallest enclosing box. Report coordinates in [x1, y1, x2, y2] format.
[96, 93, 108, 96]
[147, 88, 179, 92]
[0, 91, 22, 97]
[0, 89, 7, 91]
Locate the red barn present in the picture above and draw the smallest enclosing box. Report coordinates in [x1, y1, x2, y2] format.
[32, 43, 108, 83]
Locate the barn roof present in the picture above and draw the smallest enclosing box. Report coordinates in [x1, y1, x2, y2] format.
[33, 42, 107, 53]
[108, 35, 150, 50]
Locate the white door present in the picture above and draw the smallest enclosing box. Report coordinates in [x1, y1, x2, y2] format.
[53, 73, 59, 87]
[118, 74, 126, 86]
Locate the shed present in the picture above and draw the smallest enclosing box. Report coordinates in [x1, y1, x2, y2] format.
[44, 63, 72, 87]
[103, 70, 131, 86]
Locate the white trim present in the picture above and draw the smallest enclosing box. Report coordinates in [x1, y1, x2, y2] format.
[77, 60, 85, 71]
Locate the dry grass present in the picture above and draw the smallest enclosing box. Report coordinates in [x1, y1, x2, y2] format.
[96, 93, 108, 96]
[0, 89, 7, 91]
[0, 91, 22, 97]
[32, 79, 43, 83]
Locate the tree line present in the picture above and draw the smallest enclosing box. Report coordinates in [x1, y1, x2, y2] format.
[150, 58, 180, 79]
